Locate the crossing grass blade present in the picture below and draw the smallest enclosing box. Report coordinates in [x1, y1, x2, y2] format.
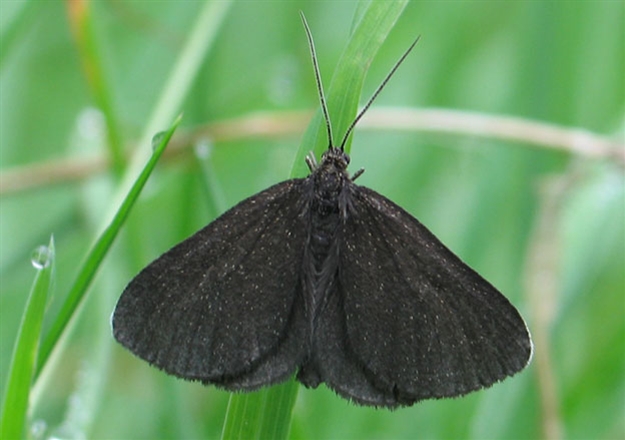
[34, 116, 182, 380]
[220, 2, 408, 438]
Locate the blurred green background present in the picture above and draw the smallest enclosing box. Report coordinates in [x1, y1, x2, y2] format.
[1, 1, 623, 439]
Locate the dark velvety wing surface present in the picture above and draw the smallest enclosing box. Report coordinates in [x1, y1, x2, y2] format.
[113, 179, 309, 389]
[300, 280, 401, 407]
[335, 185, 532, 406]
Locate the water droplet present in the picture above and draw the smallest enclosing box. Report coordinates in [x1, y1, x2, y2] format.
[31, 245, 53, 270]
[151, 131, 167, 151]
[30, 419, 47, 440]
[77, 108, 105, 141]
[194, 138, 213, 159]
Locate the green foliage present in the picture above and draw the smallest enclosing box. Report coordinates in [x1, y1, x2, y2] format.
[1, 1, 623, 439]
[0, 237, 54, 439]
[34, 116, 181, 378]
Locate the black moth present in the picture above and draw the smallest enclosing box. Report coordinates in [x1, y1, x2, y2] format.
[113, 16, 532, 408]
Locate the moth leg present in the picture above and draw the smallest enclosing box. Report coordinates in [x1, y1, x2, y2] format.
[351, 168, 365, 181]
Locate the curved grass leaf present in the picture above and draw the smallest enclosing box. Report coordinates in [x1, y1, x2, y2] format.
[293, 0, 410, 177]
[34, 116, 182, 380]
[0, 237, 55, 440]
[67, 0, 124, 174]
[221, 2, 409, 439]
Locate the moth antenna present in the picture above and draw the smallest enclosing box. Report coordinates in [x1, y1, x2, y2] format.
[300, 12, 334, 149]
[338, 36, 420, 151]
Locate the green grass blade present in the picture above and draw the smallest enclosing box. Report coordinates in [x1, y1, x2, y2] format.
[221, 381, 299, 440]
[34, 115, 182, 380]
[125, 0, 233, 176]
[0, 236, 55, 440]
[68, 1, 125, 174]
[222, 2, 408, 439]
[292, 0, 410, 177]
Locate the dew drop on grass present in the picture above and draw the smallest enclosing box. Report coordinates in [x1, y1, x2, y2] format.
[151, 131, 167, 151]
[30, 419, 47, 440]
[31, 245, 52, 270]
[194, 138, 213, 160]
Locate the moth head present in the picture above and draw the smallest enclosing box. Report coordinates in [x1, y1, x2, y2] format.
[320, 147, 350, 171]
